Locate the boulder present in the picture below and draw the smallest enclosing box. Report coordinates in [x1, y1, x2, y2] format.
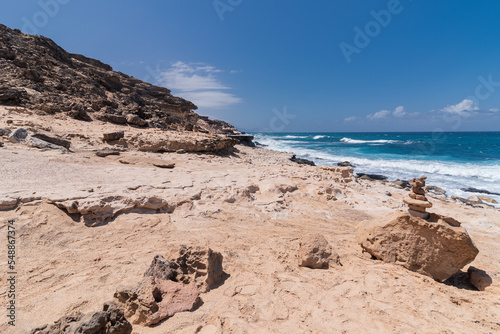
[8, 127, 28, 143]
[30, 302, 132, 334]
[298, 234, 340, 269]
[290, 155, 315, 166]
[102, 131, 124, 141]
[468, 266, 493, 291]
[356, 212, 479, 282]
[68, 109, 92, 121]
[126, 114, 147, 126]
[114, 276, 199, 327]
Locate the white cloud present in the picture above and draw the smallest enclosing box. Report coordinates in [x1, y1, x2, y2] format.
[367, 109, 390, 120]
[344, 116, 358, 122]
[157, 61, 242, 109]
[180, 91, 243, 109]
[489, 108, 500, 112]
[393, 105, 406, 117]
[441, 99, 478, 117]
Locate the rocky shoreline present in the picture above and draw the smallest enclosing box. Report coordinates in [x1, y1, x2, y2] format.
[1, 106, 499, 333]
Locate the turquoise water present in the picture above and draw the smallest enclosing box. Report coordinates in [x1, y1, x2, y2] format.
[252, 132, 500, 206]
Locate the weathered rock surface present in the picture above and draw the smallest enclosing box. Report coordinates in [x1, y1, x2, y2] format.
[26, 136, 68, 151]
[133, 134, 237, 153]
[144, 255, 177, 281]
[298, 234, 340, 269]
[0, 197, 18, 210]
[32, 133, 71, 149]
[0, 24, 198, 129]
[102, 131, 124, 142]
[290, 154, 315, 166]
[468, 266, 493, 291]
[114, 276, 199, 327]
[320, 166, 354, 183]
[52, 195, 173, 226]
[356, 212, 479, 282]
[356, 173, 387, 181]
[172, 246, 224, 292]
[144, 247, 224, 293]
[477, 196, 498, 204]
[30, 302, 132, 334]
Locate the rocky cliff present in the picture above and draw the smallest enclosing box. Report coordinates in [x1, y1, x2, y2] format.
[0, 24, 201, 129]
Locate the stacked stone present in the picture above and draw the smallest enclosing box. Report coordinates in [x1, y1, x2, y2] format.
[403, 176, 432, 219]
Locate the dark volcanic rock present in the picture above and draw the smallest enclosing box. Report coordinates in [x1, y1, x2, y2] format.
[337, 161, 354, 167]
[356, 173, 388, 181]
[290, 155, 315, 166]
[228, 134, 256, 147]
[461, 187, 500, 196]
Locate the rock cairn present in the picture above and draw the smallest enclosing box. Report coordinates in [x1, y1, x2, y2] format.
[403, 176, 432, 219]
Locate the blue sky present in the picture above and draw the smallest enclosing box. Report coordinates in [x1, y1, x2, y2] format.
[2, 0, 500, 132]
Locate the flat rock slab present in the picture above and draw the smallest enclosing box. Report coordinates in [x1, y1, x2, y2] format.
[403, 197, 433, 208]
[153, 162, 175, 169]
[356, 211, 479, 282]
[32, 133, 71, 149]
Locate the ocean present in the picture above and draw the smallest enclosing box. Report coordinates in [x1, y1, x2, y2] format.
[252, 132, 500, 207]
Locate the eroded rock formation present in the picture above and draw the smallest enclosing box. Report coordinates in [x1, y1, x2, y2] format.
[356, 212, 479, 282]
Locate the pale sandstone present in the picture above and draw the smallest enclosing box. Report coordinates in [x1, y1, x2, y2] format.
[356, 212, 479, 282]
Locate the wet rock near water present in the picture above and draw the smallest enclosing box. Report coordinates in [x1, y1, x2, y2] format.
[290, 154, 315, 166]
[356, 173, 388, 181]
[461, 187, 500, 196]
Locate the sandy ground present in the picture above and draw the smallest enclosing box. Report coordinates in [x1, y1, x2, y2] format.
[0, 107, 500, 334]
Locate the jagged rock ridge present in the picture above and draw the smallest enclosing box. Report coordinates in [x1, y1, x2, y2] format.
[0, 24, 201, 129]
